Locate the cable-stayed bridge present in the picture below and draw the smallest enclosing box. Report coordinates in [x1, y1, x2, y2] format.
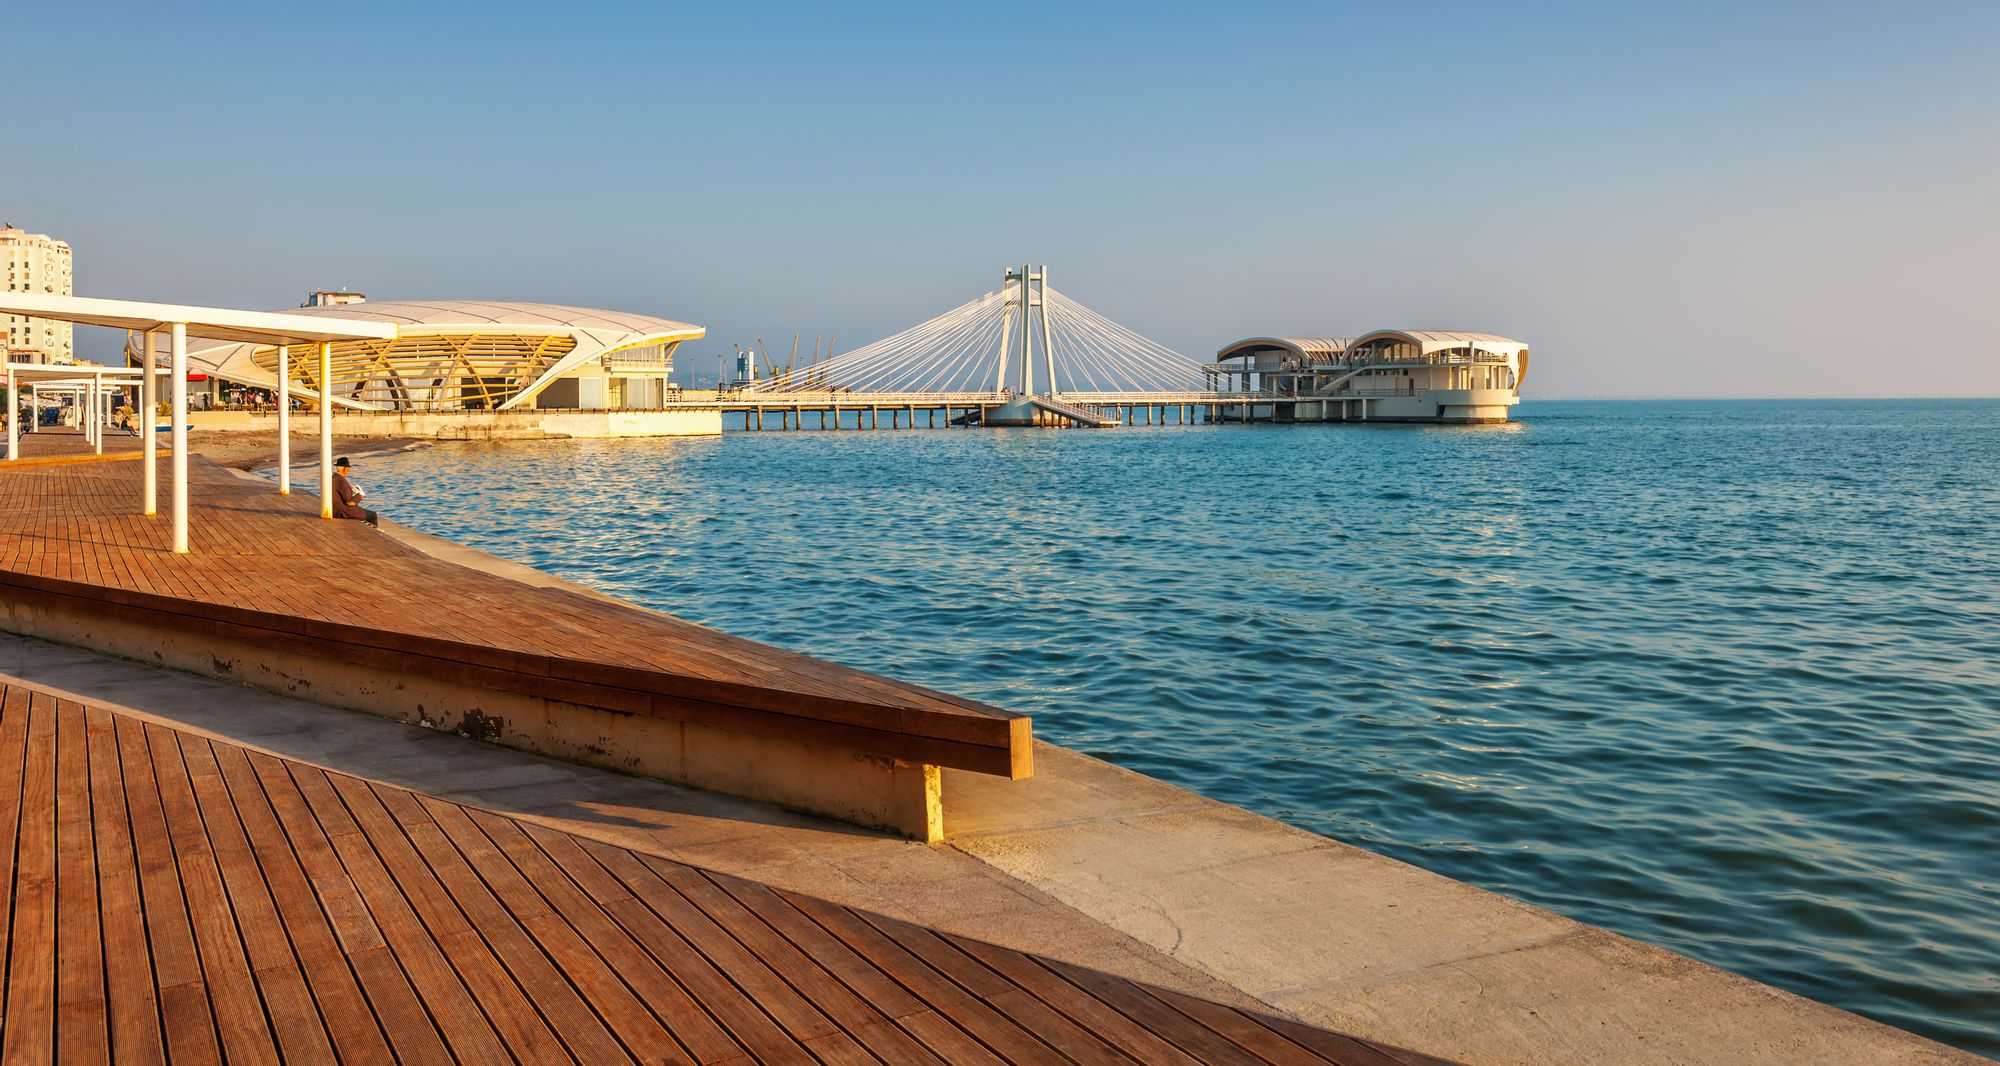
[724, 265, 1228, 429]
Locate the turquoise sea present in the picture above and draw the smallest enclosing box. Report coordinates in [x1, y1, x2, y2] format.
[355, 399, 2000, 1056]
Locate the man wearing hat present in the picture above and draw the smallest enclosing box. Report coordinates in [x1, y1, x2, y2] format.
[331, 457, 379, 527]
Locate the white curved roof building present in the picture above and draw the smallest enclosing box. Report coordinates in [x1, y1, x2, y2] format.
[1213, 328, 1529, 424]
[166, 298, 705, 411]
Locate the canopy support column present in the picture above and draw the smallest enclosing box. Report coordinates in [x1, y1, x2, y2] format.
[142, 331, 156, 514]
[171, 322, 189, 553]
[5, 363, 15, 461]
[318, 341, 333, 518]
[276, 344, 290, 494]
[92, 377, 104, 455]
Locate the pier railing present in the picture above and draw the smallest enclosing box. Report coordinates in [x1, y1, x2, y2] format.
[718, 390, 1009, 407]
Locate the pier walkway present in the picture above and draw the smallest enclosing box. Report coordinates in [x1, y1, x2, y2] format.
[0, 677, 1452, 1064]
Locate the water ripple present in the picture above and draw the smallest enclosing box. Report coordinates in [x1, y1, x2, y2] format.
[358, 399, 2000, 1056]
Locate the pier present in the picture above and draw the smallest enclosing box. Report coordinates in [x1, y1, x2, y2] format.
[721, 391, 1216, 431]
[725, 265, 1233, 429]
[712, 266, 1525, 430]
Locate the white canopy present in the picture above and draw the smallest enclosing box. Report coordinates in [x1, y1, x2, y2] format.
[0, 292, 396, 345]
[1, 293, 400, 554]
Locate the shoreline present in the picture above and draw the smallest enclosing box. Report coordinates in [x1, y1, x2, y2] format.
[191, 429, 431, 472]
[341, 491, 1985, 1065]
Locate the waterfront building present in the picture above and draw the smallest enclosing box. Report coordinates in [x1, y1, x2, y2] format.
[302, 287, 368, 307]
[1212, 330, 1528, 423]
[168, 295, 704, 412]
[1, 225, 75, 364]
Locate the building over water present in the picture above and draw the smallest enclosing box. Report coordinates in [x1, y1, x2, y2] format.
[1, 225, 75, 364]
[166, 295, 705, 412]
[1212, 330, 1528, 423]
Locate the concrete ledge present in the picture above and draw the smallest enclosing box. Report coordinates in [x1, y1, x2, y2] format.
[943, 743, 1986, 1065]
[188, 408, 722, 438]
[0, 597, 945, 840]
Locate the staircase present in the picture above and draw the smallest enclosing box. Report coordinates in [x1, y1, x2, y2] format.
[1032, 395, 1121, 427]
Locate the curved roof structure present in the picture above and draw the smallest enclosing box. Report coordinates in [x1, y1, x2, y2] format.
[174, 300, 704, 411]
[1348, 330, 1530, 391]
[1213, 337, 1353, 365]
[1347, 330, 1528, 359]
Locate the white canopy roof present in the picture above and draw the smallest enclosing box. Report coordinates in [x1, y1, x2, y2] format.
[179, 300, 705, 411]
[0, 292, 398, 345]
[1214, 337, 1354, 365]
[4, 362, 167, 383]
[1349, 330, 1528, 358]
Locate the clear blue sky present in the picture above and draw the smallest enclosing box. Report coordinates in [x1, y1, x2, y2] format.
[8, 1, 1996, 397]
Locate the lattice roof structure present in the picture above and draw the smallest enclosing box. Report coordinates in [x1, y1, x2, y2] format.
[163, 300, 704, 411]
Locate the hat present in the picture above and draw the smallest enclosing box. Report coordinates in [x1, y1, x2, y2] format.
[334, 456, 351, 468]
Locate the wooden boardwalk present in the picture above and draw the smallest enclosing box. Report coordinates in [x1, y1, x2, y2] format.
[0, 446, 1026, 777]
[0, 681, 1457, 1065]
[1, 426, 149, 466]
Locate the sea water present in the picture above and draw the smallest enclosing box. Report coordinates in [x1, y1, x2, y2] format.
[356, 399, 2000, 1055]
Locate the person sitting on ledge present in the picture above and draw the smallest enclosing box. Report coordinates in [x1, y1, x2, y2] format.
[331, 457, 379, 528]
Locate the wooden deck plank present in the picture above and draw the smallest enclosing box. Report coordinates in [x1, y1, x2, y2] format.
[1242, 1008, 1460, 1066]
[473, 811, 743, 1065]
[589, 843, 841, 1046]
[518, 822, 813, 1065]
[946, 933, 1201, 1066]
[401, 792, 664, 1065]
[0, 687, 35, 1027]
[81, 705, 163, 1066]
[113, 714, 224, 1064]
[332, 775, 631, 1064]
[573, 840, 818, 1066]
[208, 742, 401, 1066]
[1039, 956, 1270, 1065]
[277, 763, 520, 1066]
[890, 1008, 1012, 1066]
[2, 694, 58, 1062]
[144, 720, 283, 1065]
[1139, 986, 1347, 1066]
[638, 857, 953, 1066]
[173, 730, 341, 1066]
[703, 870, 926, 1019]
[54, 700, 110, 1064]
[777, 887, 1070, 1065]
[0, 669, 1448, 1066]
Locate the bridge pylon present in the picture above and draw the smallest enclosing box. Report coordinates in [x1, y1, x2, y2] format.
[988, 263, 1058, 425]
[737, 262, 1209, 424]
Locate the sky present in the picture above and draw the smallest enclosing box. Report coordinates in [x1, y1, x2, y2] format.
[6, 1, 1997, 397]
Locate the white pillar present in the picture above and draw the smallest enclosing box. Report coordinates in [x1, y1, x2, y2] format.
[171, 322, 189, 553]
[318, 341, 333, 518]
[28, 385, 36, 432]
[92, 377, 104, 455]
[4, 363, 15, 461]
[142, 331, 157, 515]
[276, 344, 290, 494]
